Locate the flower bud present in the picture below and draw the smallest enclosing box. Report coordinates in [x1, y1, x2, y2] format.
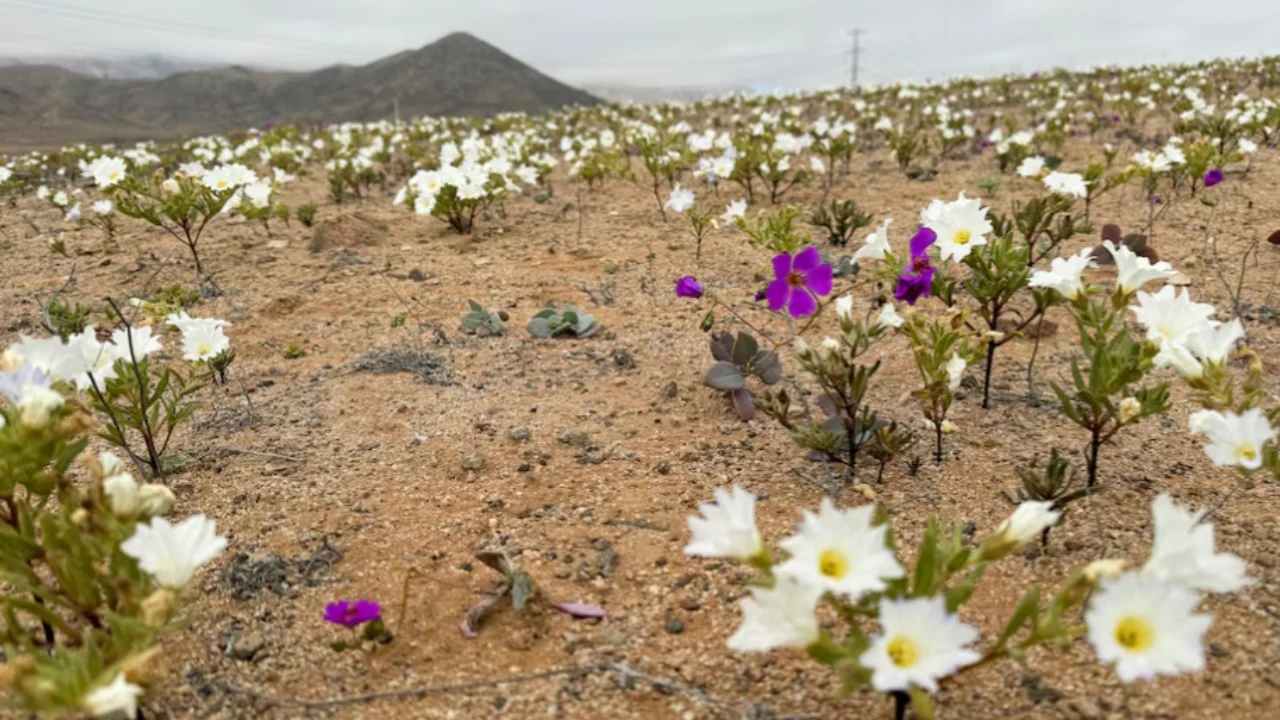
[0, 349, 21, 373]
[983, 330, 1006, 344]
[71, 508, 90, 526]
[138, 484, 176, 517]
[940, 419, 958, 434]
[103, 473, 141, 517]
[835, 295, 855, 331]
[1118, 396, 1141, 423]
[123, 647, 164, 685]
[1083, 559, 1128, 582]
[979, 501, 1061, 560]
[17, 385, 63, 429]
[142, 589, 177, 627]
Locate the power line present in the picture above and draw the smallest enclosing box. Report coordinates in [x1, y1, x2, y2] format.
[0, 0, 366, 55]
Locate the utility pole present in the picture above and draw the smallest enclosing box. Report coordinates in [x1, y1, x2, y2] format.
[848, 28, 863, 87]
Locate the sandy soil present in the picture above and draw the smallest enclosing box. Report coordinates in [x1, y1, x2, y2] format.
[2, 139, 1279, 720]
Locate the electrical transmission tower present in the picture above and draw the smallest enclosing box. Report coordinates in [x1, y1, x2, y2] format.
[848, 28, 864, 87]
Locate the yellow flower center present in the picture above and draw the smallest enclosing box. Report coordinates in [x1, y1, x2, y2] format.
[1237, 446, 1257, 463]
[886, 636, 919, 668]
[197, 343, 213, 358]
[216, 180, 228, 189]
[1114, 617, 1153, 652]
[954, 229, 971, 245]
[818, 549, 849, 579]
[109, 171, 120, 180]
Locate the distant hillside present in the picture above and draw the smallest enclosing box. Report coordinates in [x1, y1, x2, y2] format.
[0, 33, 600, 150]
[583, 83, 748, 104]
[0, 54, 220, 80]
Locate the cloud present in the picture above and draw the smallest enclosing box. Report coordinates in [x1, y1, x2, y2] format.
[3, 0, 1278, 90]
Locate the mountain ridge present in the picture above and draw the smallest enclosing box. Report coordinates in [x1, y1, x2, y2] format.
[0, 32, 599, 150]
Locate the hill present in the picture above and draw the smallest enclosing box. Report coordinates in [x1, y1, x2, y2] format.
[0, 32, 599, 150]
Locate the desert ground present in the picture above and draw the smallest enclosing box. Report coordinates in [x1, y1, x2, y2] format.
[2, 132, 1279, 720]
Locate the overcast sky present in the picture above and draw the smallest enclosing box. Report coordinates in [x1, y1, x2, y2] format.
[3, 0, 1280, 89]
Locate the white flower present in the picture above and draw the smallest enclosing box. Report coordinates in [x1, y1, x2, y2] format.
[726, 576, 822, 652]
[167, 315, 231, 362]
[90, 156, 127, 188]
[853, 218, 893, 262]
[992, 501, 1061, 547]
[860, 596, 981, 692]
[242, 182, 272, 208]
[161, 178, 180, 196]
[1043, 171, 1089, 199]
[17, 384, 64, 428]
[392, 187, 407, 206]
[809, 156, 825, 174]
[64, 203, 82, 222]
[93, 199, 114, 216]
[923, 192, 992, 263]
[1129, 286, 1216, 347]
[946, 353, 966, 392]
[1144, 494, 1249, 593]
[36, 185, 50, 200]
[52, 191, 69, 207]
[110, 326, 162, 360]
[82, 673, 143, 719]
[1182, 319, 1244, 366]
[1016, 155, 1046, 177]
[201, 166, 235, 191]
[138, 483, 176, 517]
[775, 498, 903, 600]
[59, 327, 124, 391]
[664, 183, 695, 213]
[414, 194, 436, 216]
[1238, 138, 1258, 155]
[1028, 247, 1095, 300]
[103, 472, 141, 516]
[1105, 241, 1174, 294]
[875, 303, 904, 329]
[1119, 396, 1142, 423]
[1187, 408, 1275, 471]
[835, 296, 854, 323]
[121, 514, 227, 588]
[684, 486, 763, 561]
[1086, 571, 1211, 682]
[720, 199, 747, 224]
[0, 166, 11, 185]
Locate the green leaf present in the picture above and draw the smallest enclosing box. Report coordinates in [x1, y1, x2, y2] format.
[912, 518, 939, 597]
[995, 586, 1041, 649]
[908, 687, 937, 720]
[944, 564, 986, 613]
[511, 570, 537, 611]
[732, 332, 759, 366]
[704, 361, 747, 390]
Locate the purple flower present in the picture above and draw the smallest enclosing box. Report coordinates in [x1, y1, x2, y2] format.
[894, 228, 938, 306]
[675, 276, 703, 298]
[324, 600, 382, 627]
[0, 362, 50, 404]
[765, 246, 832, 317]
[1112, 115, 1121, 123]
[1203, 169, 1224, 187]
[753, 290, 767, 302]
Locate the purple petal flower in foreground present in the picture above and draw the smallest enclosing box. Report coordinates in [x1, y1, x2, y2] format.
[324, 599, 382, 627]
[894, 228, 938, 306]
[675, 276, 704, 299]
[765, 246, 833, 318]
[1203, 169, 1224, 187]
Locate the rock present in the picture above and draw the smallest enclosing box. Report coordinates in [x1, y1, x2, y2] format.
[231, 631, 266, 661]
[556, 429, 591, 447]
[664, 617, 685, 635]
[679, 597, 701, 612]
[461, 454, 487, 472]
[408, 268, 428, 282]
[309, 212, 388, 252]
[611, 348, 636, 369]
[1066, 697, 1103, 720]
[660, 382, 678, 399]
[509, 426, 532, 442]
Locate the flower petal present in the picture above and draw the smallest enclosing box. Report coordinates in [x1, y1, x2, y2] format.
[771, 252, 793, 282]
[766, 279, 791, 311]
[792, 246, 822, 273]
[788, 289, 818, 317]
[909, 227, 937, 258]
[804, 262, 833, 296]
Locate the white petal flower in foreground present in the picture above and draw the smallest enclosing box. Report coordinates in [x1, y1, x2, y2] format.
[664, 183, 695, 213]
[853, 218, 893, 262]
[110, 326, 163, 360]
[1042, 170, 1089, 199]
[1086, 571, 1211, 682]
[82, 673, 142, 719]
[1187, 407, 1275, 471]
[1129, 286, 1216, 347]
[16, 384, 64, 428]
[996, 501, 1061, 546]
[860, 596, 981, 692]
[924, 193, 993, 263]
[684, 485, 764, 561]
[720, 199, 747, 224]
[875, 303, 904, 330]
[1144, 494, 1249, 594]
[835, 295, 854, 324]
[775, 498, 903, 600]
[121, 514, 227, 588]
[1105, 240, 1174, 295]
[726, 576, 822, 652]
[1016, 155, 1046, 177]
[1028, 247, 1094, 300]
